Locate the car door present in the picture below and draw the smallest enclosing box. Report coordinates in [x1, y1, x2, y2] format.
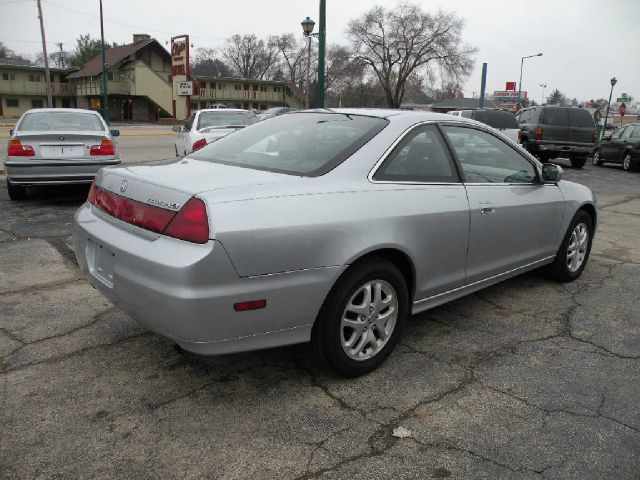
[371, 123, 470, 300]
[618, 125, 637, 162]
[440, 124, 565, 282]
[602, 126, 626, 162]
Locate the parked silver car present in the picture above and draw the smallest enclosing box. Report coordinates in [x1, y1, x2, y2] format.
[74, 109, 597, 376]
[5, 108, 120, 200]
[173, 108, 259, 156]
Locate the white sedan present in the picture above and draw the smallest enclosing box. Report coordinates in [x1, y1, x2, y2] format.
[173, 109, 259, 156]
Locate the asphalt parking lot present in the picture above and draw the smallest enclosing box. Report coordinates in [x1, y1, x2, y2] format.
[1, 143, 639, 478]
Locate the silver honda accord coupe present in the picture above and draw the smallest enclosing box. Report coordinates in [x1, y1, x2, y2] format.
[74, 109, 597, 376]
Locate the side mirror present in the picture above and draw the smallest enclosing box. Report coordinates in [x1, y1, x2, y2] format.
[9, 129, 13, 136]
[172, 126, 182, 133]
[541, 163, 563, 183]
[110, 129, 120, 137]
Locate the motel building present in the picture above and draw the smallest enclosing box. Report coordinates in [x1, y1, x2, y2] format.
[0, 34, 303, 122]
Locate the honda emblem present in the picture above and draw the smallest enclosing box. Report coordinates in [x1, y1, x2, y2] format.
[120, 180, 128, 193]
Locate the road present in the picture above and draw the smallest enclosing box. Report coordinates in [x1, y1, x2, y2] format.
[0, 147, 638, 479]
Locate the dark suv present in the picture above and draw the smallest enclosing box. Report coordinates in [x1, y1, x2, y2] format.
[516, 106, 597, 168]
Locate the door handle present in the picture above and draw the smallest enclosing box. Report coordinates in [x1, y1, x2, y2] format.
[481, 207, 495, 215]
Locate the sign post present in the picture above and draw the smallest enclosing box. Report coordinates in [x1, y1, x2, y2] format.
[170, 35, 190, 120]
[619, 102, 626, 127]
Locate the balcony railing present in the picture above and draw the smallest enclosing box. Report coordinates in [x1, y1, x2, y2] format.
[195, 88, 288, 103]
[0, 81, 72, 96]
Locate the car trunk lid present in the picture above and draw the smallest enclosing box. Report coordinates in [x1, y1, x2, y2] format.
[15, 131, 112, 159]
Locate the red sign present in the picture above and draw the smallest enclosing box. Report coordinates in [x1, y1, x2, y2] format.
[506, 81, 517, 91]
[620, 102, 626, 117]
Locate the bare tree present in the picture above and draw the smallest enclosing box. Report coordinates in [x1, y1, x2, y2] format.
[191, 48, 233, 77]
[425, 80, 465, 102]
[269, 33, 313, 86]
[347, 3, 476, 108]
[222, 34, 279, 80]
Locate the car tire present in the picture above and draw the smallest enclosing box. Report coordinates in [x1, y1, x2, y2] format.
[311, 258, 408, 377]
[7, 179, 27, 201]
[570, 157, 587, 169]
[547, 210, 593, 283]
[622, 152, 634, 171]
[592, 150, 602, 166]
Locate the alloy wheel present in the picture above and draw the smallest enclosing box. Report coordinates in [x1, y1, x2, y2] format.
[340, 280, 398, 361]
[623, 154, 632, 171]
[566, 223, 589, 273]
[593, 151, 601, 166]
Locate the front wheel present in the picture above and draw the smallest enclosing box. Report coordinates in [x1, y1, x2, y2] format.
[7, 180, 27, 200]
[592, 150, 602, 166]
[311, 258, 408, 377]
[622, 153, 634, 171]
[570, 157, 587, 169]
[547, 210, 593, 282]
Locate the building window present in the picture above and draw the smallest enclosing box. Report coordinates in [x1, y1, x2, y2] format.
[6, 98, 19, 107]
[252, 85, 258, 91]
[2, 73, 16, 81]
[29, 74, 41, 82]
[199, 81, 206, 88]
[107, 72, 114, 81]
[218, 83, 224, 90]
[243, 84, 249, 91]
[234, 85, 241, 91]
[62, 98, 71, 108]
[274, 87, 280, 93]
[31, 99, 44, 108]
[210, 82, 216, 89]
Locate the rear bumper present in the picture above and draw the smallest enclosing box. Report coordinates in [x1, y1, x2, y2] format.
[5, 159, 120, 185]
[73, 203, 341, 354]
[527, 142, 593, 158]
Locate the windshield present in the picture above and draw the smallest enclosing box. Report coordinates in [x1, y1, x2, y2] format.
[473, 110, 518, 129]
[197, 111, 258, 130]
[18, 112, 105, 131]
[189, 112, 388, 176]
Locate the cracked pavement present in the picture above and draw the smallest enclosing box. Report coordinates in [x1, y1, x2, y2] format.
[1, 159, 639, 479]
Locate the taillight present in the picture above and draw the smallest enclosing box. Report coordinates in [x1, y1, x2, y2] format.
[192, 138, 207, 152]
[163, 197, 209, 244]
[7, 139, 35, 157]
[517, 130, 522, 143]
[534, 127, 543, 141]
[592, 130, 597, 144]
[88, 184, 209, 244]
[90, 139, 116, 156]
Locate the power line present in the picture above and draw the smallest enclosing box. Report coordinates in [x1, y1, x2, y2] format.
[43, 0, 226, 43]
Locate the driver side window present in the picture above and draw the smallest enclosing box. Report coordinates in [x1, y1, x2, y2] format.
[442, 126, 538, 184]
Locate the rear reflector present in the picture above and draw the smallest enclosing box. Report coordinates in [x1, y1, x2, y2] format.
[592, 130, 597, 144]
[7, 139, 35, 156]
[234, 299, 267, 311]
[90, 139, 116, 156]
[87, 182, 209, 244]
[534, 127, 543, 141]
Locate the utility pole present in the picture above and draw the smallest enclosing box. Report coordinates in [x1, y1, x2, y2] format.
[99, 0, 109, 124]
[57, 42, 64, 68]
[479, 63, 487, 108]
[316, 0, 326, 108]
[36, 0, 53, 108]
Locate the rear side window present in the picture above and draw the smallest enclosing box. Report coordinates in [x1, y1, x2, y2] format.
[567, 109, 595, 128]
[542, 108, 569, 126]
[473, 110, 518, 129]
[460, 111, 473, 118]
[374, 124, 459, 183]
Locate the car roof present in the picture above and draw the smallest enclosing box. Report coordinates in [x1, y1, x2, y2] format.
[22, 108, 101, 115]
[297, 108, 483, 125]
[196, 108, 252, 113]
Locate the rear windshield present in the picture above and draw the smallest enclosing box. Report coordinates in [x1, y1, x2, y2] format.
[473, 110, 518, 129]
[189, 112, 388, 176]
[18, 111, 104, 131]
[542, 107, 569, 126]
[567, 108, 595, 128]
[197, 111, 258, 129]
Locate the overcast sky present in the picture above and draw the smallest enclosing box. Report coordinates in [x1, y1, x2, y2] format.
[1, 0, 638, 102]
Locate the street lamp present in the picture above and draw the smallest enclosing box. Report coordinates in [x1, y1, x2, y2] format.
[601, 76, 617, 141]
[517, 53, 542, 110]
[301, 16, 317, 109]
[539, 83, 547, 105]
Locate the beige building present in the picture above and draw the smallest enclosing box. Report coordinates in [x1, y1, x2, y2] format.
[1, 34, 304, 121]
[0, 58, 75, 117]
[191, 77, 304, 111]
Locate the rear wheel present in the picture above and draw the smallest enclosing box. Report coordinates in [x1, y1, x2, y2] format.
[592, 150, 602, 166]
[547, 210, 593, 282]
[311, 258, 408, 377]
[622, 152, 634, 171]
[570, 157, 587, 169]
[6, 180, 27, 201]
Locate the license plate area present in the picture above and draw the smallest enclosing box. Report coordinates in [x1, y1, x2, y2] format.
[40, 145, 85, 158]
[88, 239, 115, 288]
